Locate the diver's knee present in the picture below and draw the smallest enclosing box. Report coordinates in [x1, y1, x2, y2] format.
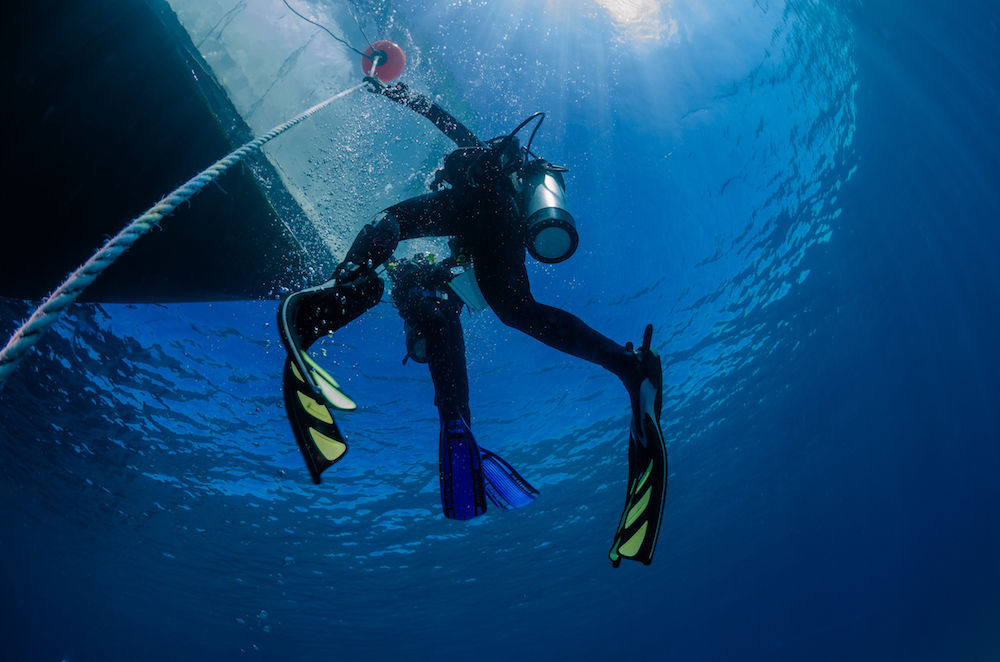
[342, 211, 401, 274]
[493, 301, 564, 339]
[492, 302, 532, 331]
[365, 210, 401, 246]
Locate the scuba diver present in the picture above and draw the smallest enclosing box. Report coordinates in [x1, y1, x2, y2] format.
[278, 76, 667, 566]
[387, 250, 539, 517]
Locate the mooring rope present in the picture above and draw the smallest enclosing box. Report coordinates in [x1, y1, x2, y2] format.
[0, 82, 365, 390]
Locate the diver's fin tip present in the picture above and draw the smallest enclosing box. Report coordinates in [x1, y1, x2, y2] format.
[282, 356, 350, 484]
[479, 446, 539, 511]
[610, 367, 668, 567]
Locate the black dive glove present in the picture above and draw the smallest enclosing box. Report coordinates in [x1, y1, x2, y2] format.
[364, 77, 434, 113]
[364, 76, 405, 101]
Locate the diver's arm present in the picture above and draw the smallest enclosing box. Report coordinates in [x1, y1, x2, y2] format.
[365, 78, 482, 148]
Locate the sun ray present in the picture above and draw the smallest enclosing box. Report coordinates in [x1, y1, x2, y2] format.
[592, 0, 679, 44]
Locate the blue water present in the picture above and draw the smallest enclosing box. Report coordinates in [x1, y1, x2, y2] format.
[2, 0, 999, 659]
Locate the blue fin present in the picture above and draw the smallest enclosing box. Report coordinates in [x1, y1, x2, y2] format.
[439, 416, 487, 520]
[480, 447, 539, 511]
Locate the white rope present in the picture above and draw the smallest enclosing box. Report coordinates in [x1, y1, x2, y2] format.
[0, 82, 364, 389]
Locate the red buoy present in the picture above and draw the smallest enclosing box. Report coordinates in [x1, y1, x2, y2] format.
[361, 40, 406, 82]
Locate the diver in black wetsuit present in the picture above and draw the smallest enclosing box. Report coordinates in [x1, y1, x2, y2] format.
[278, 77, 668, 564]
[332, 79, 643, 395]
[386, 250, 539, 517]
[386, 251, 471, 422]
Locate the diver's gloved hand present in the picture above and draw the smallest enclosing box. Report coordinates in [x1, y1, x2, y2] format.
[623, 324, 663, 421]
[364, 77, 413, 104]
[331, 261, 374, 288]
[363, 75, 386, 94]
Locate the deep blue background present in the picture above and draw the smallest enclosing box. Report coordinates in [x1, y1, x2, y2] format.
[1, 0, 998, 660]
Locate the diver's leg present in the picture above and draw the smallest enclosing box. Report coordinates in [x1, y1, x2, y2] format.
[472, 240, 638, 384]
[337, 211, 400, 278]
[400, 271, 541, 517]
[404, 296, 483, 520]
[428, 308, 471, 424]
[472, 217, 665, 559]
[282, 190, 467, 353]
[337, 190, 466, 279]
[405, 296, 471, 423]
[468, 204, 665, 560]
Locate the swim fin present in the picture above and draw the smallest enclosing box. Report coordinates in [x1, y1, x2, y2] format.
[278, 272, 384, 398]
[438, 415, 539, 519]
[297, 350, 357, 412]
[281, 352, 356, 484]
[438, 415, 487, 520]
[609, 324, 669, 567]
[480, 447, 539, 511]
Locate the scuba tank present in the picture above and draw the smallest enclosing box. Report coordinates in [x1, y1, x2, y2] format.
[515, 158, 577, 263]
[499, 112, 578, 264]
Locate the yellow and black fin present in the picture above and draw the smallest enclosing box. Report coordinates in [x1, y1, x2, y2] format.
[282, 356, 349, 484]
[299, 351, 356, 411]
[276, 273, 384, 400]
[610, 325, 668, 567]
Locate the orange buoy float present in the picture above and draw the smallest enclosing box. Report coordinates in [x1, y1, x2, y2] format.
[361, 40, 406, 82]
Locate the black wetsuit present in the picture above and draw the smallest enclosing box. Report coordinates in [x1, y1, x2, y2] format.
[388, 257, 470, 422]
[342, 81, 635, 384]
